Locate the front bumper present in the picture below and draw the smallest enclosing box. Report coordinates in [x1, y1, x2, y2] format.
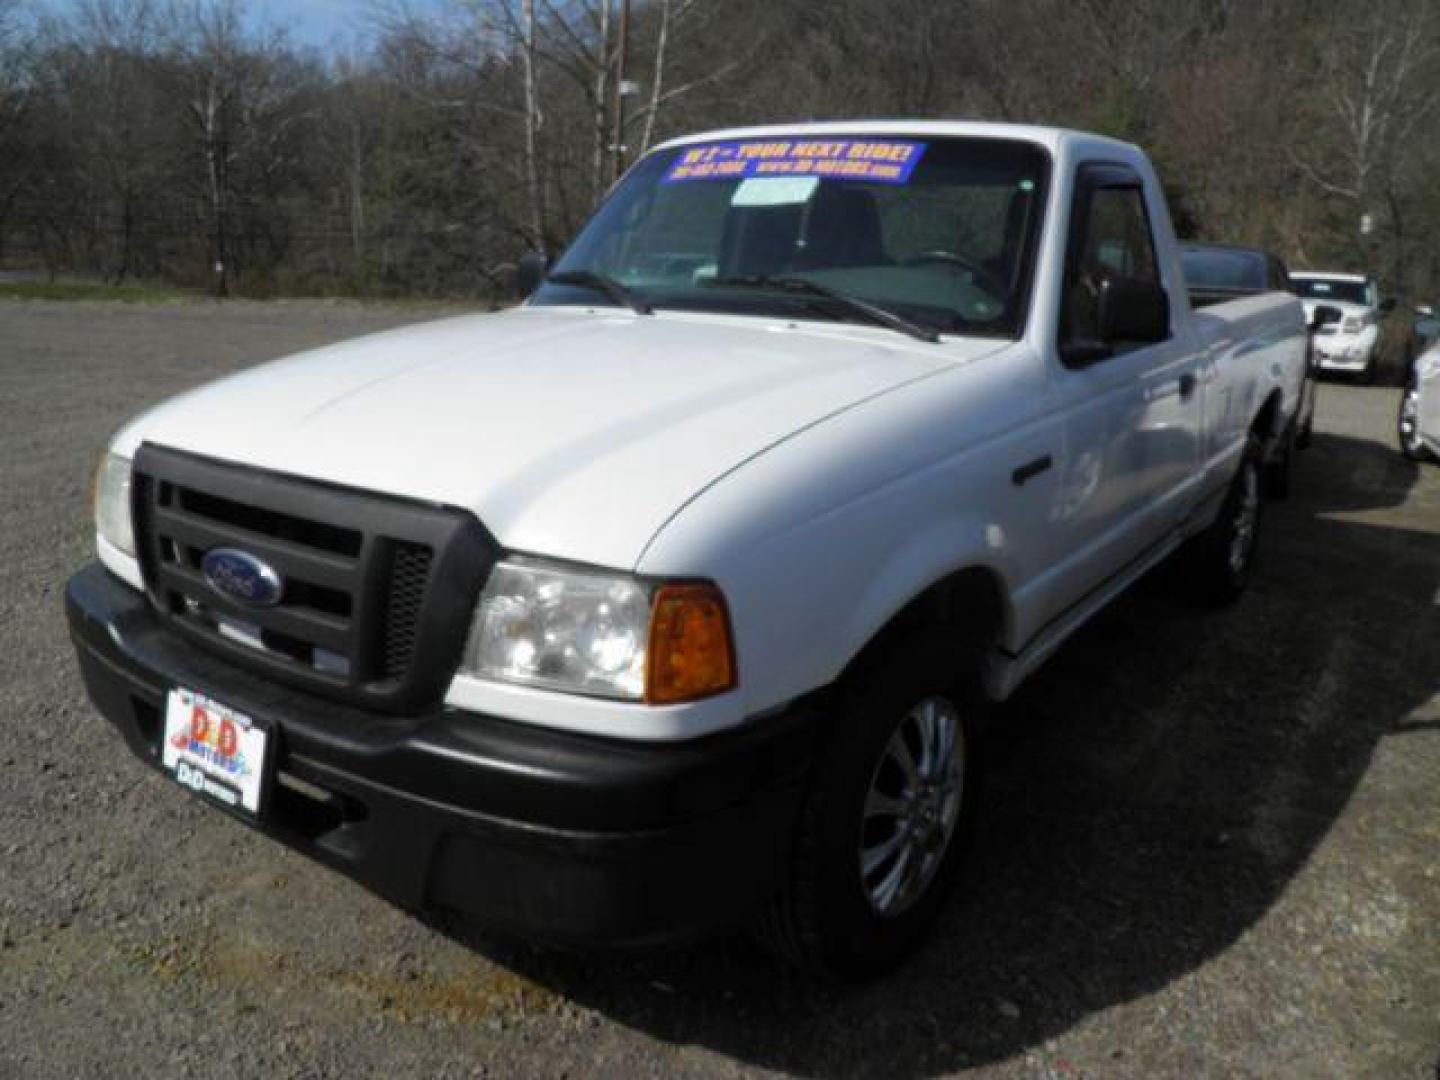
[66, 563, 816, 948]
[1314, 332, 1377, 371]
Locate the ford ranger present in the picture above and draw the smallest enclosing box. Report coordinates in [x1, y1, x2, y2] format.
[67, 122, 1309, 977]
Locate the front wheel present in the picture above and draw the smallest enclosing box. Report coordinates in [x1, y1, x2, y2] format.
[1181, 433, 1264, 607]
[756, 640, 983, 978]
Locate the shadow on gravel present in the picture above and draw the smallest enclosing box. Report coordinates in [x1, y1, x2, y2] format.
[447, 431, 1440, 1078]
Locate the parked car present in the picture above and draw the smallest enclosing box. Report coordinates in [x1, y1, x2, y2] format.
[67, 121, 1310, 977]
[1180, 242, 1318, 460]
[1398, 339, 1440, 462]
[1290, 271, 1393, 382]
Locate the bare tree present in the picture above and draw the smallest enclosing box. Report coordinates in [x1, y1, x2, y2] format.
[1290, 0, 1440, 287]
[46, 0, 167, 281]
[164, 0, 317, 294]
[3, 0, 1440, 301]
[520, 0, 545, 247]
[634, 0, 726, 155]
[0, 0, 37, 258]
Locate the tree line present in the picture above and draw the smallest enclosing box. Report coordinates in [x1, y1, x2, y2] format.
[1, 0, 1438, 303]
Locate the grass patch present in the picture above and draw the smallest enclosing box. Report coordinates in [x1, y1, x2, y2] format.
[0, 280, 194, 303]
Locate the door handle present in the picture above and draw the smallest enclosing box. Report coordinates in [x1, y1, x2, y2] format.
[1178, 373, 1198, 399]
[1011, 455, 1053, 486]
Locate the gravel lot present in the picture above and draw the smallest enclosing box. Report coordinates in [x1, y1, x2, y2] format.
[1, 298, 1436, 1079]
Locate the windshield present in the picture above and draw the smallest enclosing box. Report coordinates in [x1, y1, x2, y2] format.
[1291, 277, 1370, 305]
[533, 135, 1051, 339]
[1181, 246, 1267, 291]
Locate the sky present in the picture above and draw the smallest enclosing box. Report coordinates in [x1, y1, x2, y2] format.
[248, 0, 448, 48]
[30, 0, 451, 50]
[251, 0, 376, 46]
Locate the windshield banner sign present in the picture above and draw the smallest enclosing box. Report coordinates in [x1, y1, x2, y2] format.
[663, 139, 927, 185]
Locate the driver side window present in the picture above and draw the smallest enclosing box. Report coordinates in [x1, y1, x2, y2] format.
[1060, 178, 1159, 350]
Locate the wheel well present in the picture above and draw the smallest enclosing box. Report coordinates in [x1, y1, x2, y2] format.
[845, 567, 1007, 679]
[1253, 390, 1284, 440]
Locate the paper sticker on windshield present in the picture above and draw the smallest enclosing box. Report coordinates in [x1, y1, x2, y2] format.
[731, 176, 820, 206]
[664, 139, 927, 184]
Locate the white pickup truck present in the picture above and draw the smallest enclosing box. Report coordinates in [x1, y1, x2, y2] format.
[68, 122, 1308, 977]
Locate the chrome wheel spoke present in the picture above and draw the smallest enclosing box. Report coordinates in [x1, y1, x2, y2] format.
[887, 728, 921, 791]
[940, 787, 962, 829]
[872, 843, 914, 911]
[861, 826, 908, 877]
[864, 788, 907, 821]
[917, 699, 940, 778]
[934, 709, 956, 781]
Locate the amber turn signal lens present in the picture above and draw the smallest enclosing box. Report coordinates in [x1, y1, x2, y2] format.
[645, 583, 737, 705]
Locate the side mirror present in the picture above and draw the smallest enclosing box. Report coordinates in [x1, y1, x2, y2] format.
[515, 250, 549, 298]
[1310, 304, 1342, 331]
[1379, 296, 1396, 315]
[1097, 277, 1170, 344]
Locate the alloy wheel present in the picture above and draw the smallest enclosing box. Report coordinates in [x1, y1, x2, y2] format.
[858, 695, 965, 917]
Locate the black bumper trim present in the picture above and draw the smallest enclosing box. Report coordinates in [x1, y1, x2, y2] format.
[66, 563, 817, 947]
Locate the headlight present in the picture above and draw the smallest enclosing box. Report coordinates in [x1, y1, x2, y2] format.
[94, 452, 135, 557]
[459, 559, 736, 704]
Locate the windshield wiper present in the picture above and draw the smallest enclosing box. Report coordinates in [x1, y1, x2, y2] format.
[707, 274, 940, 344]
[545, 270, 653, 315]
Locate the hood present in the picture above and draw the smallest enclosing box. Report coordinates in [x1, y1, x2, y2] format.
[117, 306, 1002, 569]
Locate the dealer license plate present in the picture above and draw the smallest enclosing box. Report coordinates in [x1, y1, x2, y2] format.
[162, 688, 271, 818]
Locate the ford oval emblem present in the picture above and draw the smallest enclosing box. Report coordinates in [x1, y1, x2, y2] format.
[201, 548, 284, 607]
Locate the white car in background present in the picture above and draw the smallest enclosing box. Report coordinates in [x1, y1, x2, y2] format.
[1398, 340, 1440, 462]
[1290, 271, 1392, 382]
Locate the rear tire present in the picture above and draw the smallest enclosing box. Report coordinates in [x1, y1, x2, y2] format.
[756, 638, 983, 979]
[1263, 419, 1294, 500]
[1296, 377, 1316, 449]
[1181, 433, 1264, 607]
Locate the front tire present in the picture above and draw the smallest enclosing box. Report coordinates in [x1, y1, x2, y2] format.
[757, 640, 983, 979]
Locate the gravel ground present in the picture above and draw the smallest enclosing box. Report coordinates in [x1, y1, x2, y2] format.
[0, 298, 1436, 1079]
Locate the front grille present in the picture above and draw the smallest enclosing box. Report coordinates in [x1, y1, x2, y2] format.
[132, 444, 494, 713]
